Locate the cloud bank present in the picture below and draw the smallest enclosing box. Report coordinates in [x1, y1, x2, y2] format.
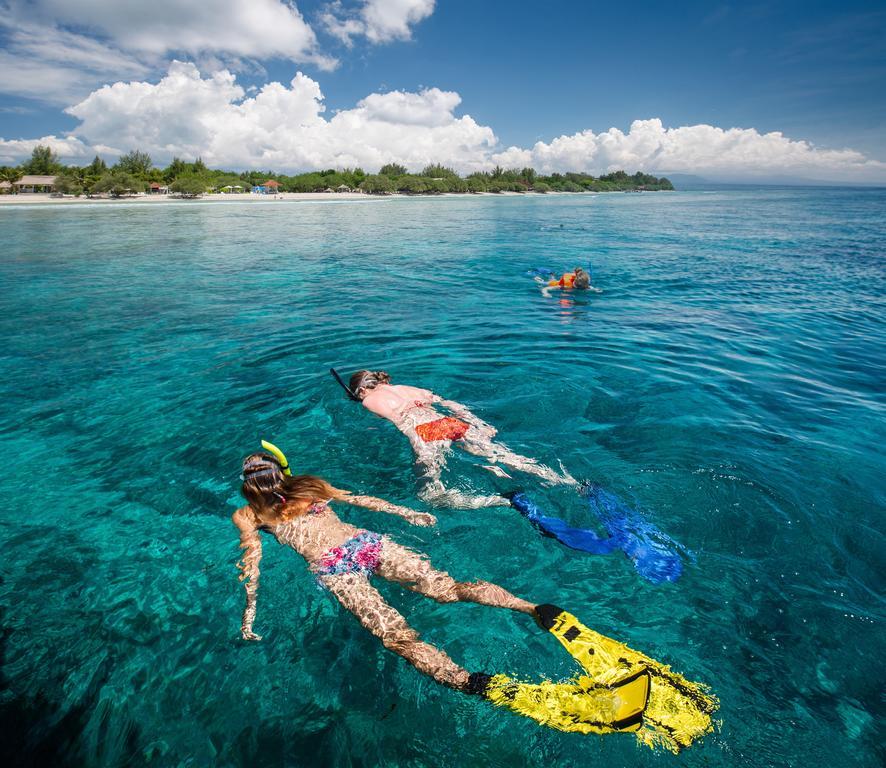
[2, 62, 884, 182]
[0, 0, 434, 104]
[491, 120, 886, 182]
[53, 62, 496, 173]
[323, 0, 435, 46]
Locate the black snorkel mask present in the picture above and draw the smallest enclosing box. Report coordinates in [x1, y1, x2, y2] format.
[330, 368, 361, 401]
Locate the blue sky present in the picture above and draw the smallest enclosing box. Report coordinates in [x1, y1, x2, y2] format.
[1, 1, 884, 180]
[304, 1, 886, 156]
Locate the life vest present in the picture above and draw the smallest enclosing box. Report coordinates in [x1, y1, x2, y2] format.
[549, 272, 576, 288]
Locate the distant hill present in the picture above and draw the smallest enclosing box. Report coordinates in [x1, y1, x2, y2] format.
[662, 172, 885, 188]
[659, 173, 714, 188]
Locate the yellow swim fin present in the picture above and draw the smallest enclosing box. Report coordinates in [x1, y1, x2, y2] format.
[534, 605, 719, 752]
[483, 666, 651, 735]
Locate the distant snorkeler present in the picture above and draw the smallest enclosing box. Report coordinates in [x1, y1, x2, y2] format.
[332, 369, 576, 509]
[233, 444, 716, 749]
[531, 266, 600, 297]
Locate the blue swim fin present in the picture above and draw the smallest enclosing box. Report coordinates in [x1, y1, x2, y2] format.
[507, 489, 687, 584]
[506, 492, 617, 555]
[583, 485, 685, 584]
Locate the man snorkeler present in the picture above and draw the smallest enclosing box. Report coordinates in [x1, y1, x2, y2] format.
[333, 369, 576, 509]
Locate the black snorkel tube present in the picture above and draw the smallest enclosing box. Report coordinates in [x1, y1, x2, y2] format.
[330, 368, 361, 401]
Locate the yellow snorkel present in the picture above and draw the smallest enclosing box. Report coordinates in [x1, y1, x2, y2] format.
[260, 439, 292, 476]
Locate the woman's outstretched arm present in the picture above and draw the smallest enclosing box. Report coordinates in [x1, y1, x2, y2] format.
[232, 507, 263, 640]
[334, 490, 437, 527]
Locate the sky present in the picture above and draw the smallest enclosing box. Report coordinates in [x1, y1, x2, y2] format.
[1, 0, 884, 182]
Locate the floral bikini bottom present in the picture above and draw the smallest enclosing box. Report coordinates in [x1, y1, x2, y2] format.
[315, 532, 384, 577]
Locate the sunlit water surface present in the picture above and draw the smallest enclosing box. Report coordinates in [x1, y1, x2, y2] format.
[1, 189, 884, 767]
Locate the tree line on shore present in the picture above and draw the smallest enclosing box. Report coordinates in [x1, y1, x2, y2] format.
[0, 145, 674, 197]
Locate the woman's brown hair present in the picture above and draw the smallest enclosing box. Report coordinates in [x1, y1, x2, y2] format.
[241, 452, 337, 519]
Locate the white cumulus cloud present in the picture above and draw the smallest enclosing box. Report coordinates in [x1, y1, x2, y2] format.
[491, 119, 886, 182]
[8, 0, 329, 64]
[62, 62, 496, 172]
[0, 134, 91, 165]
[322, 0, 434, 46]
[3, 64, 884, 183]
[0, 0, 335, 104]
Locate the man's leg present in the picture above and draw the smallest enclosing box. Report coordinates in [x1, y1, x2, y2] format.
[460, 433, 576, 485]
[415, 456, 508, 509]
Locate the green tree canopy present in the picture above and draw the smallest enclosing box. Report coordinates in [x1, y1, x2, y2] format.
[420, 164, 458, 179]
[91, 172, 145, 197]
[87, 155, 107, 177]
[170, 175, 208, 197]
[360, 174, 394, 194]
[466, 177, 486, 193]
[379, 163, 407, 177]
[0, 166, 23, 192]
[53, 168, 84, 195]
[163, 157, 189, 182]
[23, 145, 61, 175]
[398, 176, 429, 194]
[114, 150, 153, 178]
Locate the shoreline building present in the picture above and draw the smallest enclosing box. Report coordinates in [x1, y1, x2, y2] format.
[252, 179, 281, 195]
[15, 175, 58, 193]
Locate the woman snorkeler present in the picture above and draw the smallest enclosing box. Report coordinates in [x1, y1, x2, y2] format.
[231, 446, 718, 749]
[233, 447, 548, 692]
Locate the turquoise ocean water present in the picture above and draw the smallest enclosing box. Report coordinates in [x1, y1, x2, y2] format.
[1, 189, 883, 766]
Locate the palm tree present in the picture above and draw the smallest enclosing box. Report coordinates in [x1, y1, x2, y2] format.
[0, 166, 22, 194]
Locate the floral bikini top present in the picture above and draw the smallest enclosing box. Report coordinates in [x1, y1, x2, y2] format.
[307, 499, 332, 515]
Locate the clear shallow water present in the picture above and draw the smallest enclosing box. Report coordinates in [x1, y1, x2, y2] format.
[0, 189, 883, 767]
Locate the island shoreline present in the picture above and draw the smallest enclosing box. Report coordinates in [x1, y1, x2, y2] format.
[0, 189, 673, 207]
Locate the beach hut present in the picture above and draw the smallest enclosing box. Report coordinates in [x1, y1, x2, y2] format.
[335, 184, 352, 193]
[0, 181, 11, 194]
[15, 175, 57, 193]
[148, 182, 167, 195]
[253, 179, 280, 195]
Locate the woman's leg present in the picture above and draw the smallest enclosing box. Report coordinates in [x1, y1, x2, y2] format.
[322, 572, 470, 689]
[378, 540, 535, 614]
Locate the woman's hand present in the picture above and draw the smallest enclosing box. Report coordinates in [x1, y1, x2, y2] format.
[241, 628, 263, 641]
[410, 512, 437, 527]
[345, 494, 436, 527]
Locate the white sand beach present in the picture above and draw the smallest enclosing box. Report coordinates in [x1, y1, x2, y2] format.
[0, 192, 375, 205]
